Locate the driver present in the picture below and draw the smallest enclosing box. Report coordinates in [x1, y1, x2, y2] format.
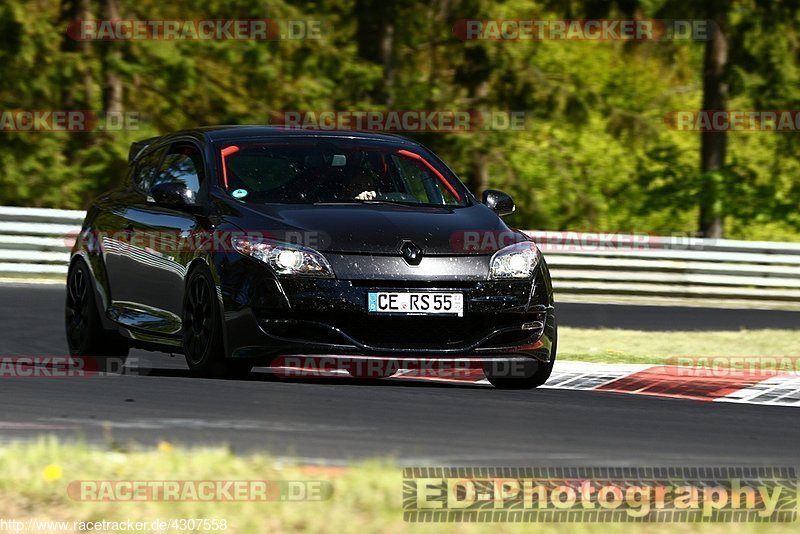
[344, 169, 378, 200]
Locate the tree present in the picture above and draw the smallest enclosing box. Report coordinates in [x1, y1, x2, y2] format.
[698, 0, 730, 238]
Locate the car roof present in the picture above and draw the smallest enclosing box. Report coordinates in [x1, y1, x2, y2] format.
[165, 125, 423, 146]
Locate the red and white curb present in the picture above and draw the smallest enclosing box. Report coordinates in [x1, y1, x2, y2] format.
[267, 360, 800, 407]
[539, 361, 800, 406]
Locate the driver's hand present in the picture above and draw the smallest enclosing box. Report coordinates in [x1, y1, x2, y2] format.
[355, 190, 377, 200]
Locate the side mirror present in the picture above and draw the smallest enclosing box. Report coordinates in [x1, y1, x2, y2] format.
[482, 189, 515, 216]
[150, 182, 197, 207]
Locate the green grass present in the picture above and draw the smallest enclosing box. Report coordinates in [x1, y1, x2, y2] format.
[559, 327, 800, 365]
[0, 273, 65, 283]
[0, 439, 796, 533]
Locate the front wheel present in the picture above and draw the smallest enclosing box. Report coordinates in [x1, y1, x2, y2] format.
[182, 266, 252, 379]
[65, 259, 129, 372]
[483, 320, 558, 390]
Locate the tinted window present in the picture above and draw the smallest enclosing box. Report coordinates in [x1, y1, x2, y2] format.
[219, 139, 466, 206]
[132, 146, 167, 193]
[154, 152, 202, 196]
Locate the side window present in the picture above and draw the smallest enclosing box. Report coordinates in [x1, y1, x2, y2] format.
[390, 154, 457, 205]
[153, 144, 204, 196]
[132, 146, 167, 193]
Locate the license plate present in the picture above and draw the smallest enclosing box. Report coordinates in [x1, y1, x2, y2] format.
[367, 292, 464, 317]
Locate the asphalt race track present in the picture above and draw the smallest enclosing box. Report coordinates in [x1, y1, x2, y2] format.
[2, 283, 800, 466]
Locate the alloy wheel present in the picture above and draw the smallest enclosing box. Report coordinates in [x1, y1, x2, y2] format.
[65, 266, 90, 351]
[184, 276, 214, 365]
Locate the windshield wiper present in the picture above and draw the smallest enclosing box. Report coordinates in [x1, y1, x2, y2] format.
[312, 199, 413, 206]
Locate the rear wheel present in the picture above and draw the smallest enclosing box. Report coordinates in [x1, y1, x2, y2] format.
[483, 319, 558, 390]
[182, 266, 252, 379]
[65, 259, 129, 372]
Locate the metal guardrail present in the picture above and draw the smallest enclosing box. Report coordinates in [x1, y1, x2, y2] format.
[1, 206, 799, 310]
[0, 206, 85, 277]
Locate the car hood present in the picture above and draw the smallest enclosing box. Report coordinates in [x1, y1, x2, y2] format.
[227, 202, 527, 255]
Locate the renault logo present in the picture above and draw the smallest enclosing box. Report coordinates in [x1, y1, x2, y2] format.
[400, 240, 423, 266]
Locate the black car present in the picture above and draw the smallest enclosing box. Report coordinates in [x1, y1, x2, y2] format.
[66, 126, 556, 389]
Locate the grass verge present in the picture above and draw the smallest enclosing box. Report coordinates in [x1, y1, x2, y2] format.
[559, 327, 800, 365]
[0, 439, 797, 533]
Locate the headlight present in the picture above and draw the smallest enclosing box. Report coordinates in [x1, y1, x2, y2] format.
[489, 241, 539, 279]
[232, 236, 334, 278]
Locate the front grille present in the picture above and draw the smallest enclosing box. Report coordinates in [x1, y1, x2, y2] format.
[266, 311, 536, 350]
[336, 314, 481, 348]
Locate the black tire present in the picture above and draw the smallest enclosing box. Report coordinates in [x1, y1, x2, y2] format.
[484, 319, 558, 390]
[182, 266, 252, 379]
[65, 259, 129, 372]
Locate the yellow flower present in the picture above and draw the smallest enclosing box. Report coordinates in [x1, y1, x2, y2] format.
[42, 464, 63, 481]
[158, 441, 176, 453]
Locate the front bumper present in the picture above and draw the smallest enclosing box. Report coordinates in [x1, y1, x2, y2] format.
[219, 254, 555, 363]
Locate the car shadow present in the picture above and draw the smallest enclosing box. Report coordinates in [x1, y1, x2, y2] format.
[126, 366, 489, 389]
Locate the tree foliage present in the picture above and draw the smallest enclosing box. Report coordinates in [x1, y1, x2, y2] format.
[0, 0, 798, 240]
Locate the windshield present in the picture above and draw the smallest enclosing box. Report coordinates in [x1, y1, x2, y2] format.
[217, 139, 467, 206]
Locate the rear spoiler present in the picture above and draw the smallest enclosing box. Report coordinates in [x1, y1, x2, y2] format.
[128, 136, 160, 165]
